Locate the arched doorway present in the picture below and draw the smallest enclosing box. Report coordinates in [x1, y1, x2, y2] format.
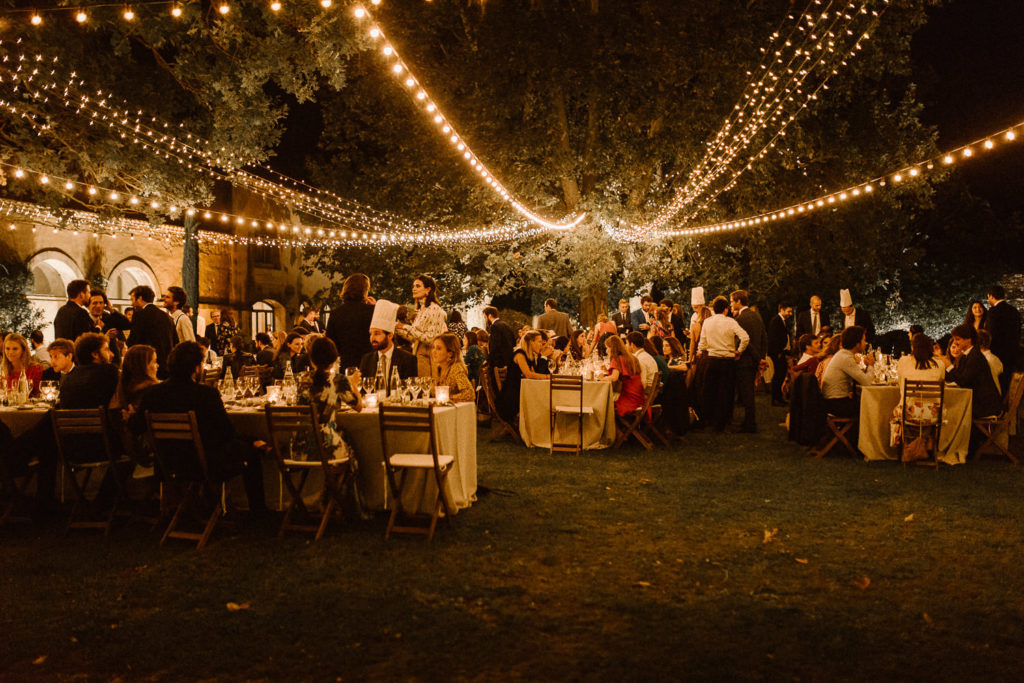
[250, 299, 285, 336]
[27, 250, 84, 341]
[107, 257, 160, 306]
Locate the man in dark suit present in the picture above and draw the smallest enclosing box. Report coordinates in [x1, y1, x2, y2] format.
[795, 295, 828, 339]
[53, 279, 95, 342]
[767, 302, 794, 406]
[612, 299, 632, 335]
[536, 298, 572, 339]
[254, 332, 275, 366]
[358, 302, 418, 394]
[58, 333, 120, 409]
[483, 306, 516, 369]
[630, 295, 654, 333]
[129, 342, 267, 515]
[297, 304, 323, 334]
[731, 290, 768, 433]
[326, 274, 376, 370]
[838, 289, 875, 345]
[126, 285, 175, 378]
[985, 285, 1021, 395]
[947, 323, 1003, 425]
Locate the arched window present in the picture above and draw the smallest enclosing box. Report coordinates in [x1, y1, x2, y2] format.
[107, 258, 159, 303]
[28, 250, 82, 298]
[251, 300, 275, 335]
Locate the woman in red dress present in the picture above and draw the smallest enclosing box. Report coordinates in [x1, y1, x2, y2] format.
[604, 335, 644, 417]
[2, 333, 44, 397]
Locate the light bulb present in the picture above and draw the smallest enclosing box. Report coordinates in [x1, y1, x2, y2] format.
[218, 4, 229, 15]
[39, 175, 49, 184]
[354, 7, 366, 18]
[369, 28, 380, 38]
[392, 63, 403, 74]
[123, 8, 134, 20]
[64, 181, 74, 190]
[171, 6, 182, 17]
[320, 0, 331, 7]
[270, 1, 281, 10]
[76, 11, 87, 22]
[30, 14, 42, 25]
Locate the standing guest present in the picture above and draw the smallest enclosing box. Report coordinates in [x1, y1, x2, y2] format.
[603, 335, 645, 417]
[668, 301, 687, 341]
[392, 307, 414, 353]
[127, 285, 176, 379]
[767, 302, 794, 406]
[41, 339, 75, 384]
[838, 289, 875, 345]
[29, 330, 50, 368]
[53, 279, 94, 342]
[197, 337, 218, 367]
[272, 332, 305, 380]
[985, 285, 1021, 395]
[326, 273, 376, 370]
[612, 299, 633, 335]
[537, 298, 572, 339]
[964, 300, 988, 333]
[731, 290, 768, 433]
[649, 306, 673, 339]
[358, 300, 418, 388]
[688, 305, 712, 363]
[254, 332, 275, 366]
[129, 342, 268, 516]
[447, 310, 468, 346]
[210, 309, 238, 357]
[58, 333, 120, 408]
[2, 333, 44, 395]
[431, 333, 475, 403]
[820, 326, 875, 419]
[161, 286, 196, 343]
[690, 287, 706, 328]
[463, 331, 487, 384]
[297, 304, 323, 334]
[124, 306, 135, 325]
[395, 275, 447, 377]
[88, 290, 132, 335]
[484, 306, 516, 371]
[203, 310, 224, 354]
[187, 305, 206, 339]
[110, 344, 160, 416]
[795, 295, 828, 338]
[631, 295, 655, 333]
[594, 314, 617, 339]
[945, 323, 1003, 421]
[977, 330, 1004, 395]
[626, 331, 658, 392]
[697, 297, 749, 432]
[475, 329, 490, 357]
[497, 330, 548, 424]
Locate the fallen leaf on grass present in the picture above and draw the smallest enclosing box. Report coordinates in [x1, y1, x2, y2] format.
[763, 528, 778, 544]
[226, 602, 250, 612]
[639, 479, 651, 485]
[904, 513, 915, 522]
[853, 576, 871, 590]
[633, 581, 652, 588]
[33, 656, 46, 665]
[923, 612, 933, 625]
[795, 558, 808, 564]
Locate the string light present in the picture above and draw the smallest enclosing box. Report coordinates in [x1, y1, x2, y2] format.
[75, 10, 87, 23]
[123, 7, 135, 21]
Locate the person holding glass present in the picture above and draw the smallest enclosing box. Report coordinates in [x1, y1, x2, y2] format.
[2, 332, 44, 397]
[431, 333, 475, 403]
[603, 335, 645, 417]
[497, 330, 549, 424]
[394, 275, 447, 378]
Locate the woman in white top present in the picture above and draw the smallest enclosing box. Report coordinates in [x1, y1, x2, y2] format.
[395, 274, 447, 377]
[895, 333, 946, 418]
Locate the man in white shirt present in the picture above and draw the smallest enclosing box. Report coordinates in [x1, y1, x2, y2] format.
[162, 286, 196, 343]
[821, 325, 875, 419]
[29, 330, 51, 368]
[626, 332, 658, 391]
[697, 297, 750, 431]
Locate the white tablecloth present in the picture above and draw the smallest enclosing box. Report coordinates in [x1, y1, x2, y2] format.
[518, 378, 615, 450]
[858, 385, 973, 465]
[229, 402, 477, 515]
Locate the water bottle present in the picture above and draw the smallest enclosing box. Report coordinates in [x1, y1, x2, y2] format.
[224, 365, 234, 385]
[0, 363, 7, 405]
[17, 370, 30, 405]
[374, 358, 387, 400]
[389, 365, 400, 399]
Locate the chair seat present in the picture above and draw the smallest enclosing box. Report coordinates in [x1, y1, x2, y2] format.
[389, 453, 454, 469]
[283, 457, 350, 467]
[904, 418, 939, 426]
[553, 405, 594, 414]
[974, 414, 1004, 424]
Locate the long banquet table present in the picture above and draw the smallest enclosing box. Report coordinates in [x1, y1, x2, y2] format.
[858, 385, 973, 465]
[518, 378, 616, 449]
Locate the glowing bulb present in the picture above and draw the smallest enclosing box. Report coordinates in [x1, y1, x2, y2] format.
[30, 14, 42, 25]
[218, 3, 229, 14]
[64, 181, 74, 190]
[76, 11, 87, 22]
[392, 63, 403, 74]
[354, 7, 366, 18]
[416, 91, 427, 100]
[88, 187, 97, 195]
[110, 192, 119, 200]
[943, 155, 954, 164]
[130, 197, 139, 204]
[39, 175, 49, 184]
[383, 45, 393, 56]
[270, 1, 281, 10]
[150, 200, 159, 208]
[983, 139, 994, 149]
[369, 28, 380, 38]
[404, 77, 414, 87]
[893, 173, 902, 182]
[320, 0, 331, 7]
[124, 8, 134, 20]
[1006, 131, 1017, 141]
[171, 5, 182, 16]
[203, 211, 212, 219]
[962, 148, 973, 157]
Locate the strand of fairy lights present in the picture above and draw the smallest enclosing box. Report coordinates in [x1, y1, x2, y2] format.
[0, 40, 541, 242]
[352, 4, 586, 233]
[616, 0, 883, 239]
[6, 1, 329, 27]
[644, 121, 1021, 240]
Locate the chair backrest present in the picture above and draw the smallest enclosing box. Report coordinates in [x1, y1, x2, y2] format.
[1005, 371, 1024, 417]
[495, 365, 508, 391]
[144, 411, 211, 485]
[641, 371, 662, 413]
[51, 407, 116, 465]
[480, 362, 501, 415]
[239, 364, 262, 379]
[902, 379, 944, 426]
[550, 374, 584, 411]
[265, 404, 330, 466]
[200, 367, 222, 387]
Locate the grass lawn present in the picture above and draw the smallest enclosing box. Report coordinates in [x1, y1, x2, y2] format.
[3, 397, 1024, 681]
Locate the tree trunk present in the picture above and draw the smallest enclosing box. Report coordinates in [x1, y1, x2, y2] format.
[578, 285, 608, 330]
[551, 85, 580, 212]
[182, 214, 199, 333]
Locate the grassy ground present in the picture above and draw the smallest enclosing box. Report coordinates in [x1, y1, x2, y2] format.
[2, 397, 1024, 681]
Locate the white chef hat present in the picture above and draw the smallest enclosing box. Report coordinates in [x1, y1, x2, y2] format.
[839, 288, 853, 307]
[691, 286, 705, 306]
[369, 299, 399, 334]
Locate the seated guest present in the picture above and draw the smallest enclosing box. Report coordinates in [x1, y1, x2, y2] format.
[197, 337, 218, 366]
[535, 330, 563, 374]
[2, 333, 44, 396]
[110, 344, 160, 417]
[358, 300, 418, 390]
[603, 335, 645, 417]
[431, 333, 475, 402]
[59, 333, 120, 408]
[977, 330, 1003, 395]
[254, 332, 275, 366]
[643, 336, 671, 378]
[463, 331, 486, 384]
[815, 335, 842, 387]
[626, 331, 659, 391]
[129, 342, 267, 515]
[895, 333, 946, 412]
[223, 335, 256, 379]
[272, 332, 304, 380]
[497, 330, 548, 424]
[304, 336, 361, 414]
[792, 334, 822, 374]
[820, 325, 875, 418]
[41, 339, 76, 385]
[945, 324, 1003, 419]
[662, 337, 688, 370]
[568, 329, 589, 361]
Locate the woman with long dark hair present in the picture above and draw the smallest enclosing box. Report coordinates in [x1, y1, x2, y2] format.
[964, 300, 987, 333]
[395, 274, 447, 377]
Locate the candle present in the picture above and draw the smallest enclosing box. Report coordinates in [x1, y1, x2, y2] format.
[435, 385, 450, 404]
[364, 393, 379, 410]
[265, 384, 281, 404]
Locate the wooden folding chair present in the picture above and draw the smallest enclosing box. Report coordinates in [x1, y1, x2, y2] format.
[200, 367, 222, 387]
[901, 379, 944, 468]
[614, 372, 662, 450]
[810, 415, 857, 459]
[265, 404, 352, 541]
[51, 408, 132, 536]
[144, 411, 230, 550]
[973, 371, 1024, 465]
[480, 362, 523, 445]
[379, 404, 454, 541]
[549, 374, 592, 455]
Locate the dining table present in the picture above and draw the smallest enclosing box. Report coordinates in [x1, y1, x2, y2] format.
[857, 384, 973, 465]
[518, 377, 616, 450]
